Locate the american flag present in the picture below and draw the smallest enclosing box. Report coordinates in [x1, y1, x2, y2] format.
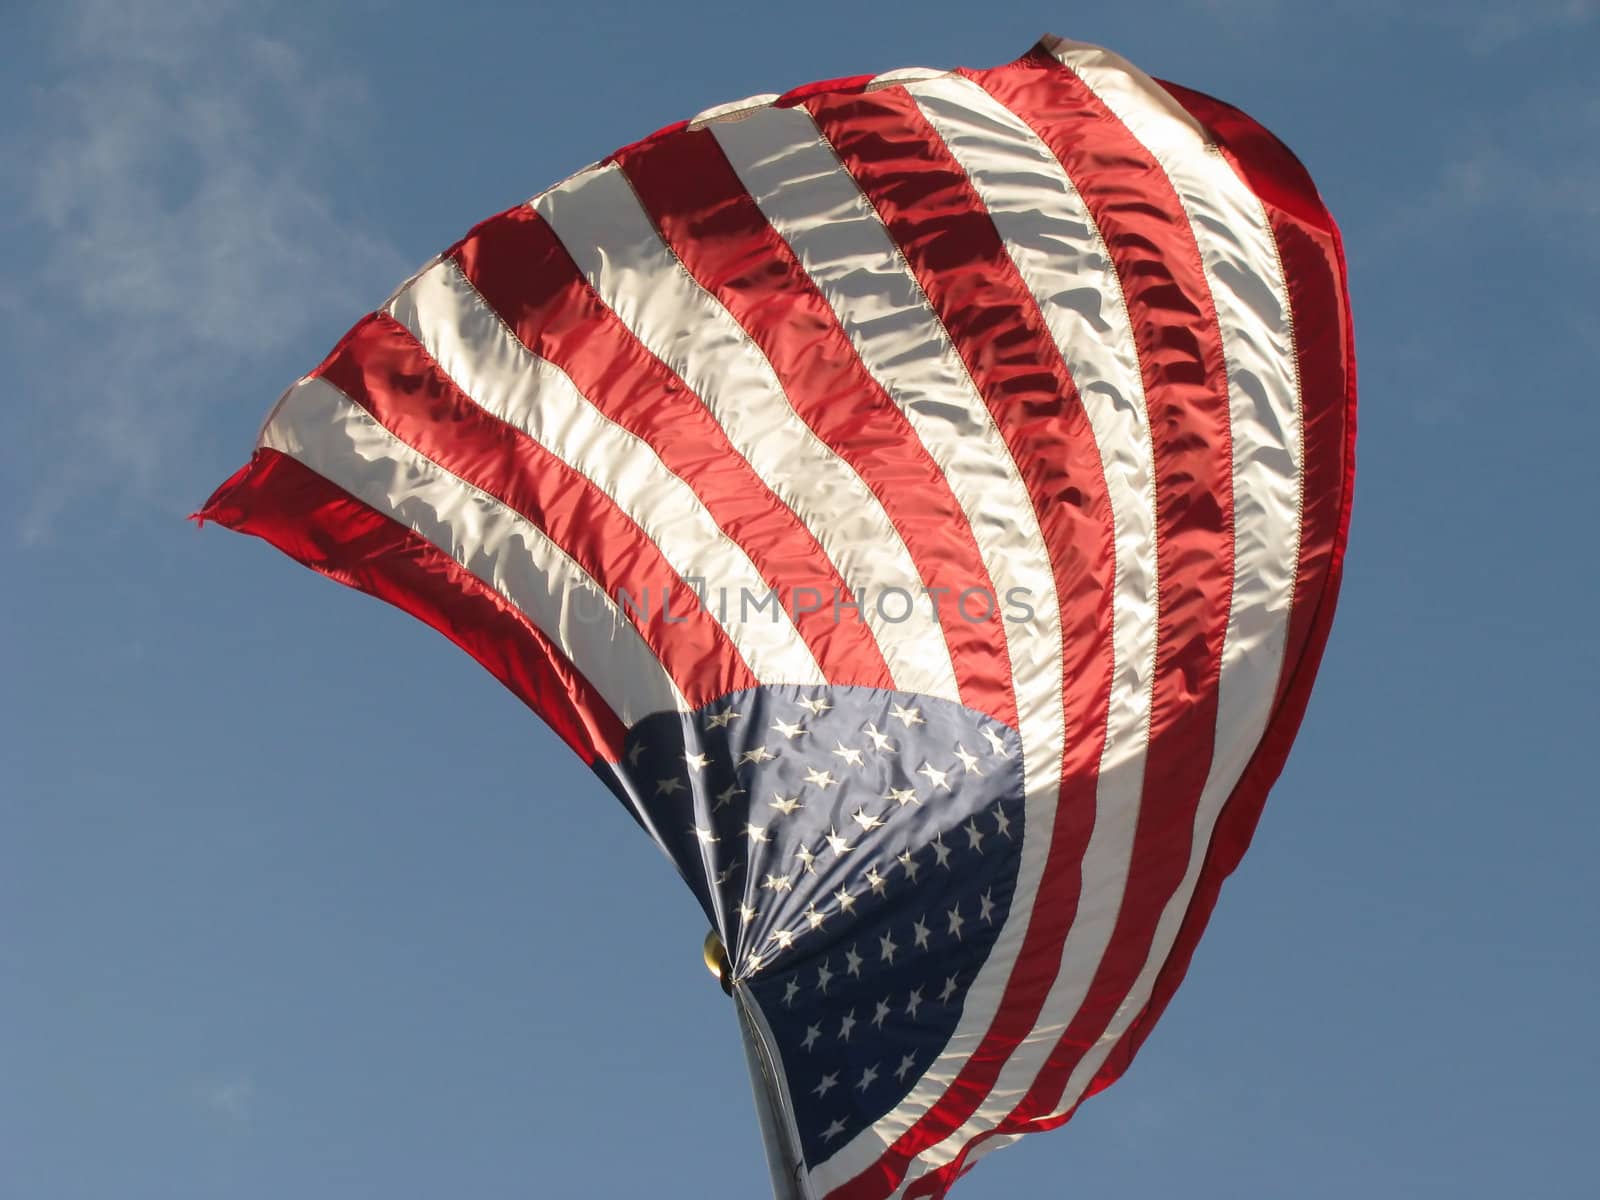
[201, 35, 1354, 1199]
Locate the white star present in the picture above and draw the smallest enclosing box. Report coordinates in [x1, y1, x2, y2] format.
[912, 917, 931, 950]
[895, 1052, 916, 1082]
[825, 827, 854, 857]
[803, 766, 837, 789]
[930, 833, 952, 869]
[656, 776, 685, 796]
[981, 726, 1007, 755]
[844, 945, 864, 977]
[856, 1063, 879, 1091]
[886, 786, 918, 807]
[866, 867, 888, 896]
[822, 1118, 847, 1143]
[872, 999, 892, 1029]
[813, 1072, 839, 1098]
[771, 717, 807, 740]
[879, 931, 898, 964]
[690, 825, 719, 845]
[745, 951, 764, 973]
[953, 744, 981, 774]
[890, 702, 924, 727]
[713, 782, 744, 811]
[737, 902, 758, 923]
[746, 823, 770, 844]
[833, 887, 856, 913]
[916, 762, 950, 790]
[905, 987, 924, 1020]
[801, 1023, 822, 1050]
[762, 873, 792, 892]
[770, 928, 795, 949]
[706, 707, 740, 729]
[964, 817, 986, 852]
[993, 803, 1013, 840]
[838, 1009, 857, 1042]
[863, 722, 894, 752]
[849, 809, 883, 833]
[769, 793, 803, 816]
[898, 848, 922, 881]
[798, 696, 832, 715]
[816, 962, 834, 993]
[803, 905, 826, 931]
[947, 904, 966, 941]
[795, 844, 818, 874]
[714, 862, 740, 885]
[784, 979, 801, 1006]
[684, 750, 711, 772]
[739, 746, 776, 765]
[979, 889, 996, 925]
[832, 742, 865, 767]
[939, 974, 960, 1004]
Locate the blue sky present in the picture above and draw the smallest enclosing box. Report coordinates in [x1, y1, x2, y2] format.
[3, 1, 1597, 1197]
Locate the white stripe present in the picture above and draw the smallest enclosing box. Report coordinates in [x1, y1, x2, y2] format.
[865, 67, 948, 89]
[259, 375, 690, 725]
[532, 164, 960, 703]
[385, 259, 828, 689]
[708, 102, 1069, 1189]
[1010, 35, 1302, 1128]
[689, 92, 780, 128]
[862, 70, 1162, 1165]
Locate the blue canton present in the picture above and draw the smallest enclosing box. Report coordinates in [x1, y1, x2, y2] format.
[598, 685, 1025, 1165]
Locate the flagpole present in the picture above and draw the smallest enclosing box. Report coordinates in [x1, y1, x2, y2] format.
[733, 981, 812, 1200]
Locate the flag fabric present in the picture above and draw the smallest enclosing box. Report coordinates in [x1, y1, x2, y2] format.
[201, 35, 1355, 1199]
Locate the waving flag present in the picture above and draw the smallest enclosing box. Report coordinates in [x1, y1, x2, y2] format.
[201, 35, 1355, 1199]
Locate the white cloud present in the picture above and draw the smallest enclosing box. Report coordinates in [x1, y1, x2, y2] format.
[1387, 86, 1600, 255]
[1368, 79, 1597, 425]
[195, 1074, 255, 1121]
[1181, 0, 1600, 50]
[6, 0, 407, 542]
[1438, 0, 1598, 52]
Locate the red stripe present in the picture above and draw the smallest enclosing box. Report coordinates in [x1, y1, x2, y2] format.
[800, 82, 1125, 1198]
[1158, 80, 1355, 723]
[450, 206, 896, 693]
[902, 59, 1354, 1196]
[615, 128, 1018, 728]
[940, 41, 1243, 1152]
[196, 448, 627, 764]
[1073, 73, 1355, 1108]
[775, 72, 875, 109]
[603, 70, 876, 163]
[308, 312, 756, 709]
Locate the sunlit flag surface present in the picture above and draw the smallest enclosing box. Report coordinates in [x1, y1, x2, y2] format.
[201, 33, 1355, 1199]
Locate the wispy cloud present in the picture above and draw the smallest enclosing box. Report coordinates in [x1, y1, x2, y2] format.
[1396, 87, 1600, 246]
[195, 1074, 255, 1122]
[1177, 0, 1599, 49]
[1368, 76, 1598, 425]
[1432, 0, 1598, 53]
[4, 0, 407, 542]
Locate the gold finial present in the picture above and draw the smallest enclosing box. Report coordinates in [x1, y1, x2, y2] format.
[702, 929, 733, 995]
